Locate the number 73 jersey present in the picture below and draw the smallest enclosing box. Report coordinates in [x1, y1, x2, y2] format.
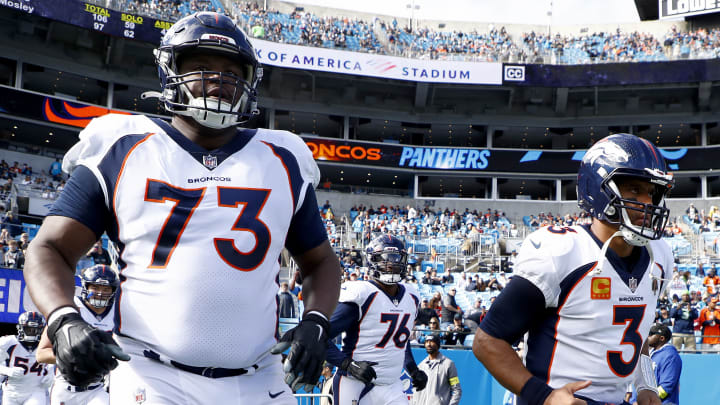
[63, 114, 321, 368]
[339, 281, 419, 385]
[515, 225, 674, 404]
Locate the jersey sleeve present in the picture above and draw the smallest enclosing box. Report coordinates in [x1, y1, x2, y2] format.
[0, 336, 14, 363]
[338, 281, 373, 319]
[513, 228, 569, 308]
[284, 186, 328, 256]
[47, 165, 111, 239]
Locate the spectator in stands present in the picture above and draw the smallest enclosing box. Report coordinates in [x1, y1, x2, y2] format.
[464, 299, 486, 331]
[278, 281, 296, 319]
[0, 228, 10, 249]
[444, 314, 472, 346]
[4, 239, 24, 269]
[18, 232, 30, 251]
[655, 307, 673, 328]
[49, 158, 62, 182]
[411, 333, 462, 405]
[429, 292, 442, 318]
[20, 175, 32, 186]
[416, 299, 438, 327]
[670, 292, 698, 352]
[441, 288, 462, 327]
[0, 212, 22, 237]
[703, 267, 720, 298]
[86, 241, 111, 265]
[422, 270, 442, 285]
[698, 297, 720, 352]
[416, 316, 444, 344]
[686, 202, 698, 218]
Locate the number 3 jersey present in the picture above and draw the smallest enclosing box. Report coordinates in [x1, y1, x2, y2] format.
[331, 281, 419, 386]
[0, 335, 49, 396]
[51, 114, 327, 368]
[514, 225, 673, 404]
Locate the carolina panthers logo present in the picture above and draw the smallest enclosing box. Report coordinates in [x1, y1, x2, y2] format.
[583, 141, 630, 166]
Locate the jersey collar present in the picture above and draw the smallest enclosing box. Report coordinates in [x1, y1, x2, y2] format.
[151, 118, 257, 170]
[581, 224, 650, 291]
[370, 280, 406, 305]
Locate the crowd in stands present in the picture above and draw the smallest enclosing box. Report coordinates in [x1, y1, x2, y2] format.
[96, 0, 720, 64]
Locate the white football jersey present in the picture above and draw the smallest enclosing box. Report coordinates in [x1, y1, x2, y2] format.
[64, 114, 320, 368]
[0, 335, 50, 397]
[515, 225, 673, 404]
[338, 281, 419, 385]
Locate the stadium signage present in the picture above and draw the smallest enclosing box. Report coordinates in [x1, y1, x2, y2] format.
[0, 0, 172, 43]
[399, 147, 491, 170]
[0, 0, 33, 13]
[251, 39, 502, 85]
[659, 0, 720, 19]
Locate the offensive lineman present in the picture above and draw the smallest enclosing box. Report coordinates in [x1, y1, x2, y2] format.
[36, 265, 118, 405]
[326, 235, 427, 404]
[474, 134, 673, 405]
[0, 312, 51, 405]
[24, 12, 341, 404]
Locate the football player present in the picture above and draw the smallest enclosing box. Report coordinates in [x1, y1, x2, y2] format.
[36, 265, 118, 405]
[474, 133, 673, 405]
[0, 312, 51, 405]
[325, 234, 427, 404]
[23, 12, 341, 404]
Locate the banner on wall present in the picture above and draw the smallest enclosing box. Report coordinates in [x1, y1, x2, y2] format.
[0, 268, 81, 324]
[251, 38, 503, 85]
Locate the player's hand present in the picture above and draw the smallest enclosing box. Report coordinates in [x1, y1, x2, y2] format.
[270, 312, 330, 392]
[543, 380, 591, 404]
[636, 389, 662, 405]
[410, 368, 428, 391]
[47, 312, 130, 387]
[5, 367, 26, 378]
[341, 358, 377, 385]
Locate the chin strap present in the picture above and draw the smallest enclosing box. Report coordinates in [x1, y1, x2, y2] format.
[594, 230, 655, 276]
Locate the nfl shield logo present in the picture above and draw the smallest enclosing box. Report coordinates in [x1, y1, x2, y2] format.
[134, 388, 146, 404]
[629, 277, 638, 293]
[203, 154, 218, 169]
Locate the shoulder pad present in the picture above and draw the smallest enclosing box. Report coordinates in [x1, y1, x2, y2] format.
[62, 114, 159, 174]
[339, 281, 377, 304]
[254, 129, 320, 188]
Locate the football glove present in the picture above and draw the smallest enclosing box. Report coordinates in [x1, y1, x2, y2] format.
[410, 368, 428, 391]
[341, 358, 377, 385]
[270, 312, 330, 392]
[47, 312, 130, 387]
[0, 366, 26, 378]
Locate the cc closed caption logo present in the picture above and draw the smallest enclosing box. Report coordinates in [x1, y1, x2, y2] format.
[504, 65, 525, 81]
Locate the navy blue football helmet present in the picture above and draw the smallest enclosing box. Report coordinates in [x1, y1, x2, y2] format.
[81, 265, 119, 308]
[365, 235, 408, 284]
[17, 311, 45, 346]
[577, 133, 674, 246]
[152, 12, 261, 128]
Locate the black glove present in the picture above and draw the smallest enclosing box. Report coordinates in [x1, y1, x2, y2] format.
[47, 311, 130, 387]
[410, 368, 428, 391]
[270, 312, 330, 392]
[341, 357, 377, 385]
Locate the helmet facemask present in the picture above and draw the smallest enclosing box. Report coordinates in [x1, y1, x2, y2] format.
[83, 283, 116, 308]
[600, 171, 673, 246]
[369, 250, 408, 284]
[155, 42, 261, 129]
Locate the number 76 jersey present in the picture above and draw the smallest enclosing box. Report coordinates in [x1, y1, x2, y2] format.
[339, 281, 419, 386]
[61, 114, 321, 369]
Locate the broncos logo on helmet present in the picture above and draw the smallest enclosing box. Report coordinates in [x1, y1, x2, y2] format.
[146, 12, 262, 129]
[17, 311, 45, 348]
[81, 264, 120, 308]
[365, 235, 408, 284]
[577, 133, 674, 246]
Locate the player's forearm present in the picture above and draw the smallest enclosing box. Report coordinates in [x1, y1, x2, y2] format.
[24, 240, 78, 317]
[36, 348, 56, 364]
[296, 242, 341, 318]
[472, 330, 533, 395]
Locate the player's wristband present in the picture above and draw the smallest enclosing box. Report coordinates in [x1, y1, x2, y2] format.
[302, 311, 330, 334]
[520, 376, 553, 405]
[47, 306, 79, 327]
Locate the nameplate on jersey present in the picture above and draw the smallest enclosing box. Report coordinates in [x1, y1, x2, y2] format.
[203, 154, 218, 169]
[590, 277, 611, 300]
